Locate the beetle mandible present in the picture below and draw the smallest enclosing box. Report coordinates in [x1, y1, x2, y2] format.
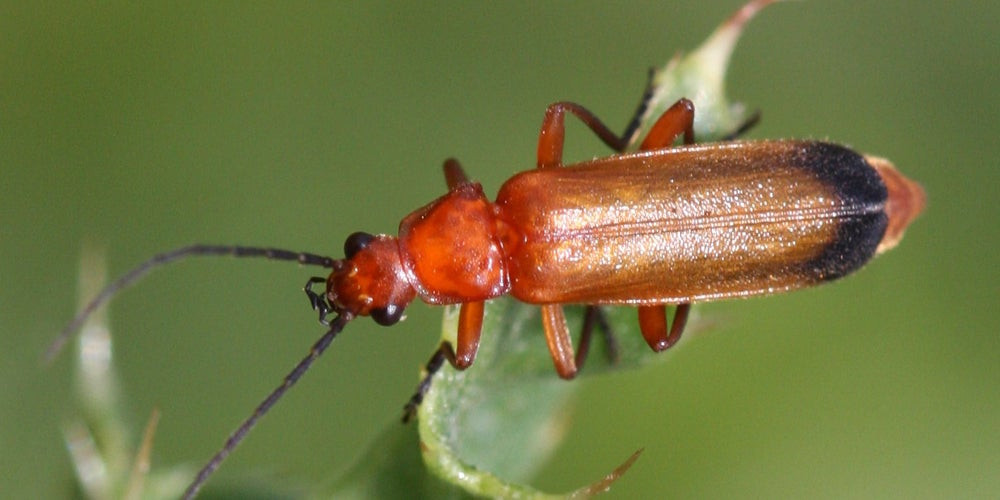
[49, 96, 924, 498]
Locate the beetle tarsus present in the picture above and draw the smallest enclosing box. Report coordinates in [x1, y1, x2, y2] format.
[621, 66, 657, 147]
[721, 109, 762, 141]
[402, 341, 457, 423]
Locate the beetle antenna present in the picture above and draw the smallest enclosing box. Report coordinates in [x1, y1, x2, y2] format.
[45, 244, 336, 363]
[182, 312, 352, 500]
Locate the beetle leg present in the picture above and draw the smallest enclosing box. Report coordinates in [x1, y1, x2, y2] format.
[454, 300, 484, 368]
[575, 307, 595, 369]
[537, 102, 629, 168]
[402, 341, 454, 422]
[620, 67, 657, 147]
[634, 101, 695, 352]
[400, 301, 484, 422]
[535, 66, 673, 166]
[575, 306, 620, 370]
[542, 304, 578, 379]
[442, 157, 470, 190]
[639, 98, 696, 150]
[537, 96, 695, 167]
[637, 303, 691, 352]
[721, 109, 762, 141]
[637, 306, 667, 350]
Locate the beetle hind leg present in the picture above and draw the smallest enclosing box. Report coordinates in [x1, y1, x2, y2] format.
[620, 67, 658, 147]
[536, 102, 633, 169]
[575, 306, 620, 370]
[639, 98, 696, 150]
[721, 109, 762, 141]
[637, 303, 691, 352]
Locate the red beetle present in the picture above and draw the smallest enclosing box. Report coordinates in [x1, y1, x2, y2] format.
[50, 98, 924, 498]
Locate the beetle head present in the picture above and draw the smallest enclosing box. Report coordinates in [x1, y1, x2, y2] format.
[327, 232, 417, 325]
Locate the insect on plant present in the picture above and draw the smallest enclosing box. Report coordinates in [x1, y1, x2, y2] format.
[48, 3, 925, 499]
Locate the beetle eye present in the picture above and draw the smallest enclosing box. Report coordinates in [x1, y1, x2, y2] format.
[344, 232, 375, 259]
[370, 304, 405, 326]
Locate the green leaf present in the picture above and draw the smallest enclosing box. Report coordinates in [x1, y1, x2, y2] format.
[415, 301, 654, 498]
[631, 0, 779, 145]
[318, 422, 455, 499]
[63, 244, 195, 500]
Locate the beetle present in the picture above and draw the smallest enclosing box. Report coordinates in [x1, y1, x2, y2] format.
[48, 97, 924, 498]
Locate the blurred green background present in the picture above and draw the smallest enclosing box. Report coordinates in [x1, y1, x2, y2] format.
[3, 1, 997, 498]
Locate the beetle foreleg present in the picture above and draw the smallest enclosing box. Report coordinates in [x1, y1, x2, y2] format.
[637, 303, 691, 352]
[401, 341, 453, 423]
[401, 301, 484, 422]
